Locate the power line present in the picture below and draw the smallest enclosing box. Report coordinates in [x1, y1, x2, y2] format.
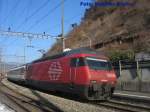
[6, 0, 50, 47]
[0, 0, 21, 46]
[16, 0, 50, 30]
[2, 0, 20, 26]
[8, 0, 67, 47]
[0, 0, 5, 28]
[17, 1, 30, 21]
[26, 0, 67, 32]
[4, 0, 33, 47]
[44, 12, 83, 33]
[2, 0, 82, 50]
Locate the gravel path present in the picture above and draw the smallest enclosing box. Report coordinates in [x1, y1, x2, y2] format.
[2, 79, 117, 112]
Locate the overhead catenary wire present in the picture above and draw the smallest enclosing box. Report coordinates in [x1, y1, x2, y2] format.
[2, 0, 20, 27]
[17, 0, 30, 22]
[4, 0, 33, 47]
[16, 0, 50, 30]
[2, 0, 84, 53]
[0, 0, 5, 28]
[44, 12, 83, 34]
[4, 0, 50, 47]
[26, 0, 67, 32]
[0, 30, 59, 47]
[0, 0, 88, 63]
[5, 10, 83, 44]
[0, 0, 20, 45]
[4, 0, 82, 49]
[28, 1, 83, 35]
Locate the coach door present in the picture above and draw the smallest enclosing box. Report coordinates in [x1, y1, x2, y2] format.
[70, 58, 79, 86]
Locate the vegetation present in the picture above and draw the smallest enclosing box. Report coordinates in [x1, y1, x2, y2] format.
[46, 0, 150, 57]
[108, 50, 135, 62]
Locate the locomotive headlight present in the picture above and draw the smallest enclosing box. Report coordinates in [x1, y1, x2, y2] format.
[111, 81, 115, 84]
[107, 73, 116, 78]
[91, 80, 97, 83]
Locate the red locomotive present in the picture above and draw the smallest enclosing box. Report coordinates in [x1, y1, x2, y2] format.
[7, 48, 117, 100]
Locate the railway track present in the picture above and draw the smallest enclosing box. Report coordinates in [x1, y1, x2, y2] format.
[1, 81, 150, 112]
[95, 99, 150, 112]
[0, 82, 63, 112]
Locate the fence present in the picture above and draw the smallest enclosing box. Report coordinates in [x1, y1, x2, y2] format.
[113, 60, 150, 93]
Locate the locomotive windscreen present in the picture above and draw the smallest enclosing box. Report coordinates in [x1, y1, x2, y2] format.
[86, 57, 112, 70]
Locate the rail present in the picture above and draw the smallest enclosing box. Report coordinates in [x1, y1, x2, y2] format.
[95, 100, 150, 112]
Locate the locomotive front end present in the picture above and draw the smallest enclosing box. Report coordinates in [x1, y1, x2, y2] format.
[84, 57, 117, 100]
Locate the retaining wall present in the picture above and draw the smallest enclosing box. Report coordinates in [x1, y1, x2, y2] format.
[113, 60, 150, 92]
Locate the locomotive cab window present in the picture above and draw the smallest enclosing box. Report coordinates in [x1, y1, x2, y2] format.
[86, 57, 112, 70]
[70, 57, 86, 67]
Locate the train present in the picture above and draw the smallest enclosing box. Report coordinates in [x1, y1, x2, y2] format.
[7, 48, 117, 100]
[7, 65, 26, 83]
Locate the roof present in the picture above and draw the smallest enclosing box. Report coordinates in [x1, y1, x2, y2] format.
[32, 47, 105, 63]
[7, 65, 26, 72]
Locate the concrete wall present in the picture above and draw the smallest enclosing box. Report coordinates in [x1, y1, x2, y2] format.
[141, 68, 150, 81]
[116, 68, 150, 82]
[114, 61, 150, 92]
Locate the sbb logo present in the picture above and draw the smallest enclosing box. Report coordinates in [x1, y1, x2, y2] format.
[48, 61, 63, 80]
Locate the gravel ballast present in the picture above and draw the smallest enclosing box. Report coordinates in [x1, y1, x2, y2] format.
[2, 79, 116, 112]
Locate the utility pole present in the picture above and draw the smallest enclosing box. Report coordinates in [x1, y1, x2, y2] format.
[61, 0, 65, 51]
[81, 32, 92, 48]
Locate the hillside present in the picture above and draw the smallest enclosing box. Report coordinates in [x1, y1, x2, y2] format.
[46, 0, 150, 57]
